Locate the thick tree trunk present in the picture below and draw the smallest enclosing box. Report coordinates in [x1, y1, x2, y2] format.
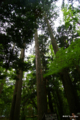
[44, 14, 58, 54]
[35, 30, 47, 120]
[60, 69, 79, 113]
[44, 14, 79, 113]
[10, 48, 25, 120]
[9, 80, 18, 120]
[13, 69, 23, 120]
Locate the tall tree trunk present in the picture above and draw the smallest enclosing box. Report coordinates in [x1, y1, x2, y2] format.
[13, 69, 23, 120]
[10, 48, 25, 120]
[21, 86, 26, 120]
[35, 30, 47, 120]
[44, 14, 58, 54]
[9, 80, 18, 120]
[44, 13, 79, 113]
[60, 69, 80, 113]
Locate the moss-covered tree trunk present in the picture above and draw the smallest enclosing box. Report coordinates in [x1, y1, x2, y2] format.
[44, 13, 79, 113]
[10, 48, 25, 120]
[35, 30, 47, 120]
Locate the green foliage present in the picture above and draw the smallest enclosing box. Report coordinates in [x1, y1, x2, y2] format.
[62, 5, 80, 29]
[0, 81, 14, 117]
[0, 0, 44, 48]
[44, 39, 80, 76]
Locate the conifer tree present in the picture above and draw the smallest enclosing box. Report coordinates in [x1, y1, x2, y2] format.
[35, 30, 47, 120]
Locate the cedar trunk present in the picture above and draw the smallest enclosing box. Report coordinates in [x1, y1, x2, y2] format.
[44, 13, 79, 113]
[10, 48, 25, 120]
[35, 30, 47, 120]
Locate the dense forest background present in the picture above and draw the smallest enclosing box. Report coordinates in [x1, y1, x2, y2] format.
[0, 0, 80, 120]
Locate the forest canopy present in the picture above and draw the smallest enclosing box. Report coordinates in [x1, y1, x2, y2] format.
[0, 0, 80, 120]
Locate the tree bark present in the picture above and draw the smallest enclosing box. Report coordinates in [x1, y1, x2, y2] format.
[44, 13, 58, 54]
[60, 69, 80, 113]
[44, 13, 79, 113]
[35, 30, 47, 120]
[9, 80, 18, 120]
[10, 48, 25, 120]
